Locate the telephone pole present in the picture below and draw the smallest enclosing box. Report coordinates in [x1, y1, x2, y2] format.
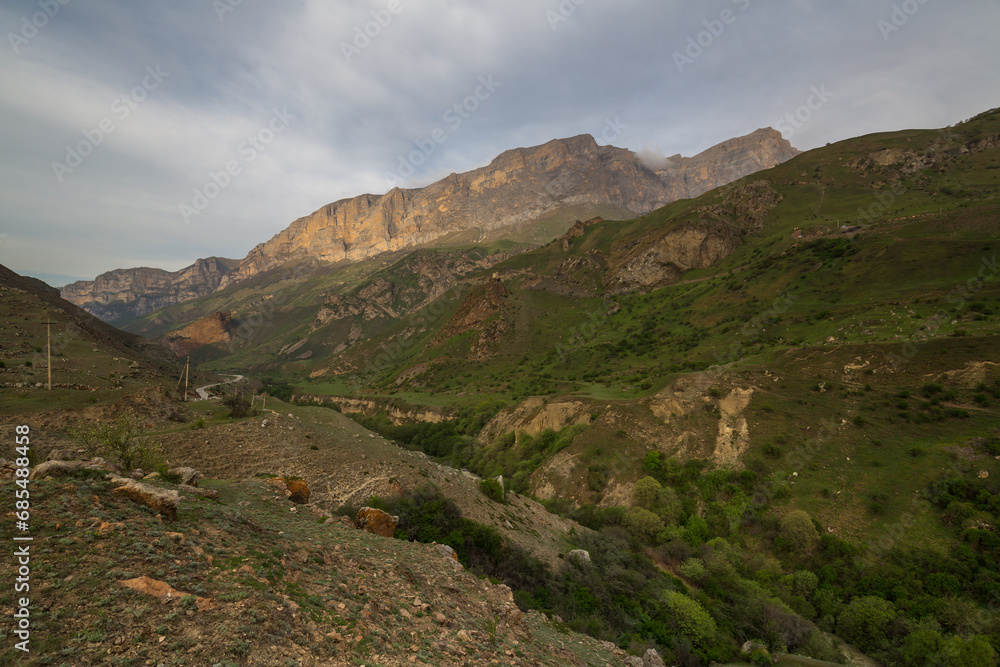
[47, 320, 52, 391]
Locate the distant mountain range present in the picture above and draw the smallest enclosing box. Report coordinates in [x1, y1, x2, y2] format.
[60, 129, 798, 323]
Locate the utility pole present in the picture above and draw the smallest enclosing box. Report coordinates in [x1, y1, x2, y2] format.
[184, 356, 190, 402]
[46, 320, 51, 391]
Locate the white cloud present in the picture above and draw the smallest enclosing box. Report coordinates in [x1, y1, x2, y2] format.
[0, 0, 998, 285]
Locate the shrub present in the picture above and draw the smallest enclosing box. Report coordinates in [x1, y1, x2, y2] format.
[661, 590, 717, 646]
[223, 394, 255, 419]
[836, 595, 896, 652]
[71, 411, 164, 471]
[779, 510, 819, 554]
[480, 477, 505, 503]
[624, 507, 664, 543]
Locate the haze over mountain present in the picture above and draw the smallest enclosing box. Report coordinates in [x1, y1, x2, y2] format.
[61, 128, 797, 323]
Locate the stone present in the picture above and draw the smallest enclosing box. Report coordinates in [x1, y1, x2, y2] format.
[356, 507, 397, 538]
[30, 458, 115, 480]
[567, 549, 591, 565]
[434, 543, 463, 570]
[169, 466, 202, 487]
[280, 477, 310, 504]
[643, 648, 666, 667]
[118, 576, 216, 611]
[110, 477, 180, 521]
[30, 460, 84, 479]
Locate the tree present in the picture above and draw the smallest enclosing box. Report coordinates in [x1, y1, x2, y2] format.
[624, 507, 664, 543]
[941, 635, 998, 667]
[684, 514, 710, 547]
[901, 629, 943, 667]
[793, 570, 819, 598]
[72, 411, 164, 472]
[632, 476, 682, 525]
[661, 590, 717, 646]
[836, 596, 897, 652]
[779, 510, 819, 554]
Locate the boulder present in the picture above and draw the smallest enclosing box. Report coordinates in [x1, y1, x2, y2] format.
[169, 466, 202, 487]
[643, 648, 666, 667]
[30, 460, 84, 479]
[110, 477, 179, 521]
[567, 549, 591, 565]
[356, 507, 397, 538]
[281, 477, 310, 504]
[30, 458, 115, 480]
[434, 543, 463, 570]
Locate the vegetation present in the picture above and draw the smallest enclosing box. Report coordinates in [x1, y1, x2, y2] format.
[71, 410, 165, 472]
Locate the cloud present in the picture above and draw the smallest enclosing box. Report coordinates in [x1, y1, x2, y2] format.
[634, 148, 674, 172]
[0, 0, 998, 285]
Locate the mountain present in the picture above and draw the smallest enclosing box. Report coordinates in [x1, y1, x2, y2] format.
[62, 129, 798, 323]
[220, 129, 798, 287]
[61, 257, 240, 325]
[0, 262, 177, 394]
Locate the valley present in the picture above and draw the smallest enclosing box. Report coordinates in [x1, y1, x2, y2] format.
[3, 109, 1000, 666]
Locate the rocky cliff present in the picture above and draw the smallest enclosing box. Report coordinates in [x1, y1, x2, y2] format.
[65, 129, 797, 322]
[61, 257, 240, 324]
[157, 311, 234, 357]
[220, 128, 798, 288]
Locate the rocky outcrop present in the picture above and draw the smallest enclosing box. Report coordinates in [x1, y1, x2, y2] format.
[308, 248, 520, 354]
[356, 507, 398, 538]
[221, 129, 797, 288]
[158, 312, 234, 357]
[61, 257, 239, 324]
[605, 181, 782, 294]
[63, 130, 795, 323]
[605, 223, 740, 294]
[110, 476, 180, 520]
[169, 466, 202, 487]
[430, 278, 512, 359]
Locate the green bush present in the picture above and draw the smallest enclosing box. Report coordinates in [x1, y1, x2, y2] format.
[480, 477, 505, 503]
[836, 595, 896, 653]
[71, 411, 164, 471]
[779, 510, 819, 554]
[661, 590, 717, 646]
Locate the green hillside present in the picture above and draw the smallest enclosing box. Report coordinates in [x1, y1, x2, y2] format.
[86, 108, 1000, 666]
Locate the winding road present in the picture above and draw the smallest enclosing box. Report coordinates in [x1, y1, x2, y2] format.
[194, 374, 244, 400]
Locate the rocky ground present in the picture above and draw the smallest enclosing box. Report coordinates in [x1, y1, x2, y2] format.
[0, 462, 643, 666]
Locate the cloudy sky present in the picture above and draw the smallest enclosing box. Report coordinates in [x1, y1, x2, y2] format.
[1, 0, 998, 286]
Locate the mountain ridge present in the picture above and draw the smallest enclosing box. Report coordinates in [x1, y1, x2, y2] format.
[61, 128, 798, 322]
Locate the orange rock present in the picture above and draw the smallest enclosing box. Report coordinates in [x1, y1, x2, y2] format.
[97, 521, 124, 535]
[118, 576, 216, 611]
[119, 576, 185, 600]
[280, 477, 310, 504]
[356, 507, 397, 538]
